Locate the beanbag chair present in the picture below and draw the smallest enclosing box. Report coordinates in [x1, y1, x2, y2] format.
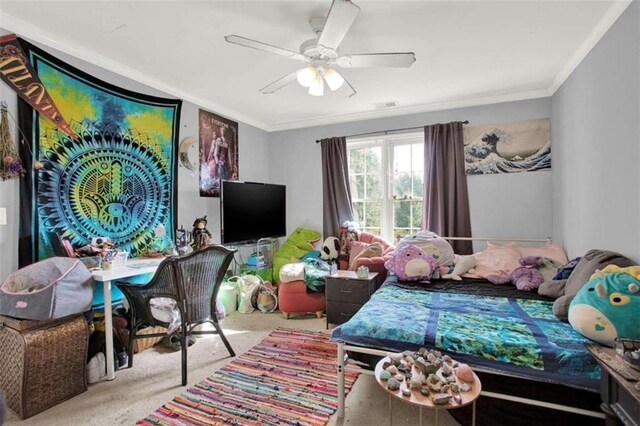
[385, 244, 438, 282]
[568, 265, 640, 346]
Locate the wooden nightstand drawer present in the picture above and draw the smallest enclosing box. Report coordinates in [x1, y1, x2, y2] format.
[326, 279, 372, 304]
[326, 301, 362, 326]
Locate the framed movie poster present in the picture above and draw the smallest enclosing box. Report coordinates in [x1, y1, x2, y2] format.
[199, 109, 238, 197]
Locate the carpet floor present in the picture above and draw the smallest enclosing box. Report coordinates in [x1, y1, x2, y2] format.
[4, 312, 458, 426]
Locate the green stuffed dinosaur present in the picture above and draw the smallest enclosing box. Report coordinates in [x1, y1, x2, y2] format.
[273, 227, 321, 283]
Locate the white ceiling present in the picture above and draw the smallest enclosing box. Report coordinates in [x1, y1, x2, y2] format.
[0, 1, 630, 131]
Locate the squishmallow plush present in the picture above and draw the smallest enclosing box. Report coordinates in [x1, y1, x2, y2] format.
[384, 244, 438, 282]
[568, 265, 640, 346]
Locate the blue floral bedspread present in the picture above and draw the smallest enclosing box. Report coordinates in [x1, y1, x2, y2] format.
[330, 281, 601, 391]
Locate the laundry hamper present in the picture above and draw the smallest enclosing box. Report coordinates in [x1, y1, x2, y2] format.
[0, 314, 88, 419]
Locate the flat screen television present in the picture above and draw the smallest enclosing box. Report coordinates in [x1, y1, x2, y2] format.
[220, 180, 286, 245]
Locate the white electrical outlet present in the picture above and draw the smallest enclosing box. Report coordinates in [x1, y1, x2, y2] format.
[0, 207, 6, 226]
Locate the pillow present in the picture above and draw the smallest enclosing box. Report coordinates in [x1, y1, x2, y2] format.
[552, 249, 636, 322]
[465, 242, 521, 279]
[519, 243, 568, 265]
[349, 242, 384, 270]
[279, 262, 306, 283]
[349, 241, 370, 265]
[396, 231, 454, 266]
[568, 265, 640, 346]
[384, 244, 438, 282]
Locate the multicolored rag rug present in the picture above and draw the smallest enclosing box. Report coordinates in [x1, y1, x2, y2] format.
[140, 328, 359, 425]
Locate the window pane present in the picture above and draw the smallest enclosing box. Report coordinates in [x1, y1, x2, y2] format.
[412, 143, 424, 172]
[366, 174, 381, 198]
[412, 172, 423, 198]
[394, 200, 410, 228]
[353, 202, 364, 224]
[393, 172, 412, 199]
[349, 149, 365, 173]
[353, 175, 365, 200]
[365, 201, 382, 230]
[411, 201, 423, 228]
[366, 147, 382, 172]
[393, 145, 411, 172]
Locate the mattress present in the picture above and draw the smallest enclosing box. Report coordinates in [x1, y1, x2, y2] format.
[330, 275, 601, 391]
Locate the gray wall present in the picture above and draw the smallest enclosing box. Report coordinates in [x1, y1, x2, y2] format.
[0, 37, 270, 280]
[551, 1, 639, 262]
[268, 98, 553, 250]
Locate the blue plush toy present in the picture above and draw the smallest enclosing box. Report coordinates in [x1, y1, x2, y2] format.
[568, 265, 640, 346]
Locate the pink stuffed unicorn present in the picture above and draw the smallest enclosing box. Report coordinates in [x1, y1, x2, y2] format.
[487, 255, 544, 291]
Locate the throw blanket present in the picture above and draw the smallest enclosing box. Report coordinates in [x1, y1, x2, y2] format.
[303, 258, 331, 293]
[331, 279, 601, 391]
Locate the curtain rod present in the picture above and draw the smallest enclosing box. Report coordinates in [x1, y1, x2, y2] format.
[315, 120, 469, 143]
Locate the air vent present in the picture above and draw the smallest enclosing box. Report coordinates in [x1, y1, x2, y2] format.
[374, 101, 399, 110]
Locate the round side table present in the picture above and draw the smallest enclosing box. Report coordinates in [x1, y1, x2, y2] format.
[374, 356, 481, 426]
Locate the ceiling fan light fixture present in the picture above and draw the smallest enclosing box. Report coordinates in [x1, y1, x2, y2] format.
[323, 68, 344, 91]
[296, 66, 317, 88]
[308, 74, 324, 96]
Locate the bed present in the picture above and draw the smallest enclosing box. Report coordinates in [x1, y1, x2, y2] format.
[330, 248, 605, 425]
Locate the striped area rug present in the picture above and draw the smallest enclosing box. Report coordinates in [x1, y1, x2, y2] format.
[140, 328, 359, 425]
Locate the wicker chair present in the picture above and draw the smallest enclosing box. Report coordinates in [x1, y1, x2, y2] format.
[116, 245, 236, 385]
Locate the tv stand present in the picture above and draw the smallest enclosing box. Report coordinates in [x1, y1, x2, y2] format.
[233, 238, 279, 283]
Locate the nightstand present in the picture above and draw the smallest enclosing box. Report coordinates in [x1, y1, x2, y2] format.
[325, 270, 378, 328]
[587, 344, 640, 426]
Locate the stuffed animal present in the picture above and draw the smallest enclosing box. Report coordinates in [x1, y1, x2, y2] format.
[442, 255, 476, 281]
[321, 237, 340, 261]
[384, 244, 439, 282]
[273, 227, 321, 283]
[568, 265, 640, 346]
[191, 216, 212, 250]
[395, 231, 455, 267]
[487, 256, 544, 291]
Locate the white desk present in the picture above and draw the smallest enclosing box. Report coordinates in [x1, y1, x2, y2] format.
[91, 258, 163, 380]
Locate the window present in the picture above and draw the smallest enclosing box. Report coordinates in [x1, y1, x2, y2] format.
[348, 133, 424, 243]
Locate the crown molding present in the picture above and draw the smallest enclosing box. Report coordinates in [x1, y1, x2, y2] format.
[0, 12, 272, 132]
[266, 89, 552, 132]
[547, 0, 632, 95]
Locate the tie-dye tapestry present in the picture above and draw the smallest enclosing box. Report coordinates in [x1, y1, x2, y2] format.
[18, 40, 181, 265]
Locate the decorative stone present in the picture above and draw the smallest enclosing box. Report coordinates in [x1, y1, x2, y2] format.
[394, 374, 404, 382]
[387, 378, 401, 391]
[420, 388, 430, 396]
[410, 378, 422, 390]
[441, 363, 453, 376]
[426, 352, 437, 363]
[386, 365, 398, 375]
[397, 364, 410, 374]
[456, 364, 475, 383]
[443, 355, 452, 363]
[382, 361, 392, 371]
[401, 388, 412, 397]
[445, 375, 456, 383]
[432, 393, 452, 405]
[404, 372, 412, 381]
[426, 374, 443, 392]
[450, 383, 460, 393]
[460, 383, 471, 392]
[379, 370, 391, 381]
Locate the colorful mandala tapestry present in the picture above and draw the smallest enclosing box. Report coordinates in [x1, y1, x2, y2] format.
[18, 40, 181, 264]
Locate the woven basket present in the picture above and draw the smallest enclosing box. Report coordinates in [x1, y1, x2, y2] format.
[134, 326, 167, 353]
[0, 315, 88, 419]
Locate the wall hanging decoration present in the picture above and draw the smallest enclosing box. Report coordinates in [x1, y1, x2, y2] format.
[0, 102, 24, 180]
[17, 39, 181, 267]
[198, 109, 238, 197]
[0, 34, 76, 139]
[463, 118, 551, 175]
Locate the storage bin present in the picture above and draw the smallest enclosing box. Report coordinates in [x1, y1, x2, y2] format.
[0, 314, 88, 419]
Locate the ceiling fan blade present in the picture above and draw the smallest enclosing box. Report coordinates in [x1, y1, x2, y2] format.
[341, 76, 356, 98]
[337, 53, 416, 68]
[225, 35, 307, 62]
[259, 71, 298, 94]
[317, 0, 361, 50]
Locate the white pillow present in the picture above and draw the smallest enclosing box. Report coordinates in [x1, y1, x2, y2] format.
[279, 262, 306, 283]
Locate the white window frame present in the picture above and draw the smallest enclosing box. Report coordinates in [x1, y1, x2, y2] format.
[347, 131, 423, 242]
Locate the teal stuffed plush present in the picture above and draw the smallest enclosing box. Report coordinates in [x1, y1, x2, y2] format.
[568, 265, 640, 346]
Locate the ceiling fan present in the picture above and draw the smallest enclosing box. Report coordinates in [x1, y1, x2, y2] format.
[225, 0, 416, 97]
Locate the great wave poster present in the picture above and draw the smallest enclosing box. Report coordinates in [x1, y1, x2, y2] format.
[463, 118, 551, 175]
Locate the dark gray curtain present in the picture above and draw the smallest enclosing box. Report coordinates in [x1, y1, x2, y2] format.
[423, 122, 473, 254]
[321, 137, 353, 238]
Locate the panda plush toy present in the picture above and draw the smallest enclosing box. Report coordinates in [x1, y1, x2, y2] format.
[321, 237, 340, 262]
